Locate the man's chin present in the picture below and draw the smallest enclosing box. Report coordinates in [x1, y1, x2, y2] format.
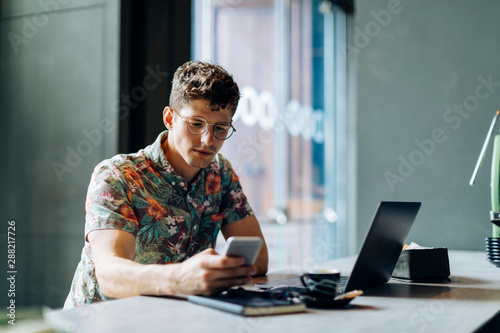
[187, 156, 214, 169]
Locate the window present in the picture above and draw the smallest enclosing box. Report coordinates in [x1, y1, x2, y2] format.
[193, 0, 347, 268]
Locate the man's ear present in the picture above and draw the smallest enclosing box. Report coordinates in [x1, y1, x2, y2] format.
[163, 107, 174, 130]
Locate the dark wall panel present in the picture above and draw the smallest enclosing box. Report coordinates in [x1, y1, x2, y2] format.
[0, 0, 120, 308]
[120, 0, 191, 153]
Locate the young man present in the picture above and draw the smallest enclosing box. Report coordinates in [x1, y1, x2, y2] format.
[64, 60, 268, 309]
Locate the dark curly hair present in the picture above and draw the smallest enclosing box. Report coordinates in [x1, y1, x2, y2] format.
[169, 60, 240, 114]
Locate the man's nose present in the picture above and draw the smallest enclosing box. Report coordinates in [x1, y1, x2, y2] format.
[201, 127, 215, 145]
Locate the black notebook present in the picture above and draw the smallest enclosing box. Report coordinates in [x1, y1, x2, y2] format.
[187, 290, 306, 316]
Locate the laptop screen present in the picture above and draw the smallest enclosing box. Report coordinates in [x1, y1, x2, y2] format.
[344, 201, 421, 292]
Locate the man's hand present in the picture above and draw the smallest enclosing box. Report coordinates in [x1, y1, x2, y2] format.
[171, 248, 257, 295]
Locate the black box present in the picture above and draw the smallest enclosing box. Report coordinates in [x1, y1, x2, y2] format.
[391, 248, 450, 281]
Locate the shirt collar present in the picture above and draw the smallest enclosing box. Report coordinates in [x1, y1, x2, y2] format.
[146, 130, 188, 190]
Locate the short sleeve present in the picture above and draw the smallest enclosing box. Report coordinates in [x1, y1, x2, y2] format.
[84, 162, 139, 240]
[219, 158, 254, 226]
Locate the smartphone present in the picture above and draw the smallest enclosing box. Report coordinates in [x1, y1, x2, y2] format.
[221, 236, 263, 266]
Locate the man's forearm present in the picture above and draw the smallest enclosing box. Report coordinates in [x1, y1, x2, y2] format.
[93, 248, 257, 298]
[253, 247, 269, 276]
[94, 256, 178, 298]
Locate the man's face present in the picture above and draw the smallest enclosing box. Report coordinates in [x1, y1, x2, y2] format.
[164, 99, 233, 178]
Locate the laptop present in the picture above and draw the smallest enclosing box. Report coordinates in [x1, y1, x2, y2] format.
[256, 201, 421, 293]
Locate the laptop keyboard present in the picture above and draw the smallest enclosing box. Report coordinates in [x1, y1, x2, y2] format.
[337, 275, 349, 292]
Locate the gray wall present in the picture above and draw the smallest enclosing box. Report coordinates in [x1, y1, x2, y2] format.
[353, 0, 500, 250]
[0, 0, 120, 307]
[0, 0, 191, 309]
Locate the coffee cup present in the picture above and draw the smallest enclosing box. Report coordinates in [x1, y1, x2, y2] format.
[300, 268, 340, 299]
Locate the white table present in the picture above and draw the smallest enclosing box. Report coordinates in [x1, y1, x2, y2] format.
[46, 250, 500, 332]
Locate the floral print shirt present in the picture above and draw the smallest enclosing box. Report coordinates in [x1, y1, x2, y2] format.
[64, 131, 253, 308]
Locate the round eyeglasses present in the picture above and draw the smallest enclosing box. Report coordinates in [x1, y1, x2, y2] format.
[172, 109, 236, 140]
